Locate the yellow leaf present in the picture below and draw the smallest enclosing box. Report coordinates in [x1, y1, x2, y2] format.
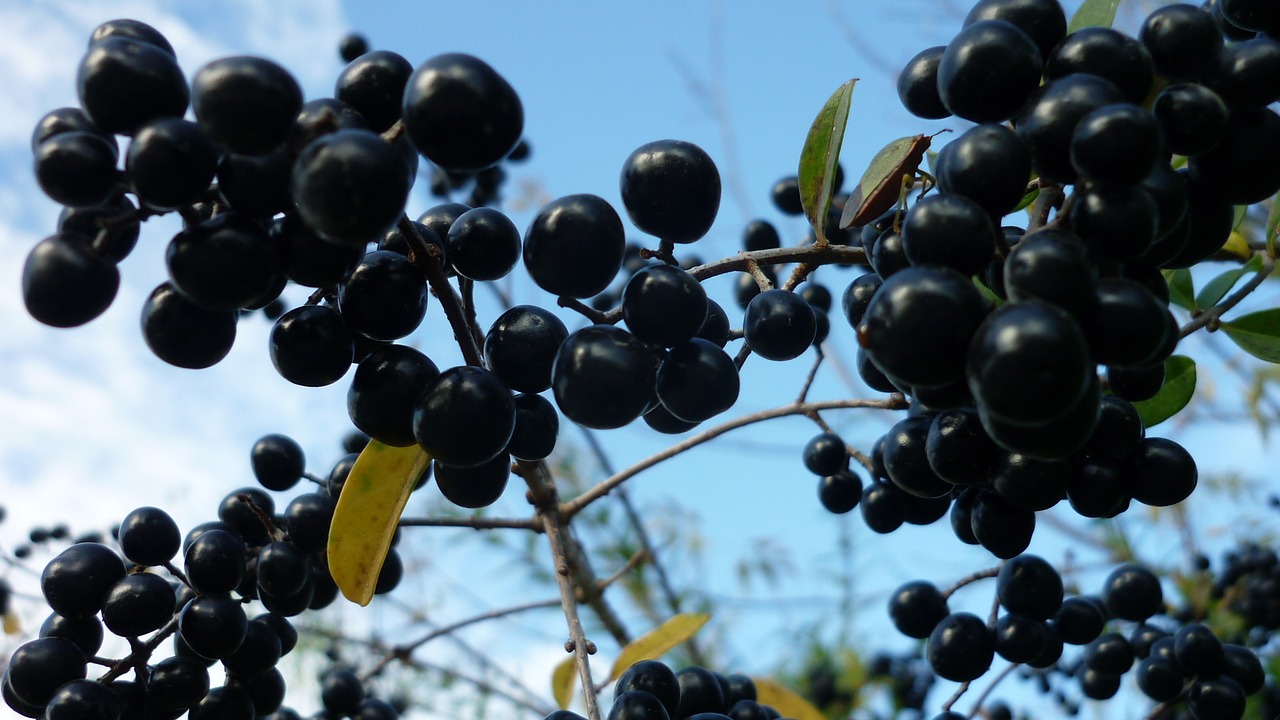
[328, 441, 431, 606]
[3, 613, 19, 635]
[607, 612, 710, 682]
[552, 656, 577, 710]
[1222, 231, 1252, 261]
[753, 677, 825, 720]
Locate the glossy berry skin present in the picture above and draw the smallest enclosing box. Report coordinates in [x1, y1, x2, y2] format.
[841, 273, 882, 329]
[1175, 623, 1224, 677]
[926, 407, 997, 485]
[970, 491, 1036, 558]
[179, 595, 247, 660]
[675, 667, 724, 718]
[269, 305, 354, 387]
[963, 0, 1067, 59]
[413, 366, 515, 468]
[1044, 28, 1155, 104]
[1140, 4, 1223, 82]
[744, 290, 817, 362]
[434, 453, 511, 509]
[616, 660, 680, 718]
[1103, 564, 1163, 621]
[338, 250, 429, 342]
[102, 572, 176, 637]
[348, 344, 441, 447]
[90, 18, 174, 55]
[34, 131, 118, 208]
[118, 506, 180, 566]
[1221, 0, 1280, 32]
[900, 193, 995, 275]
[141, 283, 237, 369]
[6, 638, 85, 707]
[655, 339, 740, 422]
[1017, 73, 1128, 184]
[994, 613, 1049, 663]
[859, 266, 987, 388]
[339, 33, 369, 62]
[1188, 677, 1246, 720]
[620, 140, 721, 244]
[484, 305, 569, 393]
[41, 543, 125, 619]
[184, 528, 247, 595]
[271, 215, 364, 288]
[818, 472, 863, 514]
[336, 50, 413, 132]
[166, 212, 281, 310]
[771, 176, 803, 215]
[126, 118, 218, 210]
[1188, 108, 1280, 204]
[888, 580, 949, 639]
[523, 194, 626, 298]
[1212, 37, 1280, 109]
[192, 56, 302, 155]
[936, 124, 1031, 218]
[938, 20, 1043, 123]
[508, 393, 559, 461]
[623, 264, 708, 347]
[608, 691, 671, 720]
[742, 219, 781, 251]
[44, 679, 120, 720]
[1002, 229, 1096, 321]
[1070, 104, 1162, 188]
[293, 129, 413, 246]
[1152, 83, 1229, 156]
[898, 46, 950, 120]
[1085, 278, 1173, 367]
[1127, 437, 1197, 507]
[403, 53, 523, 172]
[883, 416, 952, 499]
[22, 232, 119, 328]
[552, 325, 658, 429]
[967, 301, 1092, 427]
[803, 433, 848, 476]
[77, 37, 188, 135]
[927, 612, 994, 682]
[285, 493, 336, 554]
[251, 434, 306, 492]
[997, 554, 1063, 620]
[216, 148, 292, 218]
[447, 207, 522, 281]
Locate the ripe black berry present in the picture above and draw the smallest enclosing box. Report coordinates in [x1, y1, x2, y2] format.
[552, 325, 657, 429]
[523, 194, 626, 298]
[621, 140, 721, 244]
[938, 20, 1043, 123]
[413, 366, 515, 467]
[336, 50, 413, 132]
[77, 37, 188, 135]
[927, 612, 994, 682]
[898, 46, 950, 119]
[192, 56, 302, 155]
[33, 131, 118, 208]
[623, 264, 708, 347]
[22, 232, 119, 328]
[293, 130, 413, 246]
[1103, 564, 1163, 621]
[337, 250, 428, 341]
[269, 305, 354, 387]
[402, 53, 523, 172]
[745, 289, 817, 362]
[348, 345, 441, 447]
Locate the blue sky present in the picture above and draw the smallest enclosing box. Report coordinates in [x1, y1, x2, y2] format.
[0, 1, 1277, 718]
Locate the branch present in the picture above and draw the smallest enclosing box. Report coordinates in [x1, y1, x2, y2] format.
[559, 396, 908, 520]
[941, 565, 1001, 601]
[522, 459, 603, 720]
[398, 515, 542, 531]
[399, 216, 483, 366]
[965, 663, 1018, 719]
[1180, 252, 1276, 339]
[98, 615, 179, 683]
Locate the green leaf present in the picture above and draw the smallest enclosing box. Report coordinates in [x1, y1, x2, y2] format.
[840, 134, 931, 229]
[1196, 255, 1263, 309]
[328, 442, 432, 606]
[972, 276, 1003, 306]
[1233, 204, 1249, 231]
[607, 612, 711, 681]
[1013, 188, 1039, 213]
[1133, 355, 1196, 428]
[1223, 309, 1280, 363]
[1162, 268, 1196, 311]
[799, 79, 857, 245]
[551, 657, 576, 710]
[1068, 0, 1122, 31]
[1266, 196, 1279, 258]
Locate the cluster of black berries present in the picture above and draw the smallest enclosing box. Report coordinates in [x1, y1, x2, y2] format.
[1, 429, 412, 719]
[1202, 543, 1280, 643]
[776, 0, 1280, 554]
[891, 555, 1269, 720]
[550, 660, 774, 720]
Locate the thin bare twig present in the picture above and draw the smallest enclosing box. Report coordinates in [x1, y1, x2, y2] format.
[966, 663, 1019, 719]
[941, 566, 1001, 601]
[397, 515, 541, 531]
[560, 396, 908, 520]
[1180, 252, 1276, 338]
[399, 216, 483, 366]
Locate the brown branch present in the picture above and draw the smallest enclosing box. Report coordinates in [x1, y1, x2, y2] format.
[399, 216, 483, 366]
[795, 351, 825, 403]
[521, 459, 603, 720]
[941, 565, 1001, 601]
[98, 615, 179, 683]
[1026, 184, 1065, 233]
[559, 396, 908, 520]
[966, 663, 1018, 720]
[1180, 252, 1276, 339]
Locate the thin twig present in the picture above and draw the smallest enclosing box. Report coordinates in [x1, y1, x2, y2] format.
[1180, 252, 1276, 338]
[941, 565, 1001, 601]
[795, 351, 825, 403]
[560, 396, 908, 520]
[399, 216, 483, 366]
[522, 460, 603, 720]
[966, 663, 1018, 719]
[398, 515, 542, 531]
[98, 616, 179, 682]
[941, 681, 971, 712]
